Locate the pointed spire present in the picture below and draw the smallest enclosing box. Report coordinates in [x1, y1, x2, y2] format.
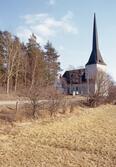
[92, 13, 99, 51]
[86, 13, 106, 66]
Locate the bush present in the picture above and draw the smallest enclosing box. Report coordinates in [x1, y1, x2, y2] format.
[107, 85, 116, 104]
[46, 86, 64, 116]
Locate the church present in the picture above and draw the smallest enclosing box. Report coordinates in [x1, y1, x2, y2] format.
[60, 14, 107, 95]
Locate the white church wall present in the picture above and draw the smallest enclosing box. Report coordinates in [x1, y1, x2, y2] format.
[85, 64, 107, 95]
[86, 64, 97, 79]
[85, 64, 106, 79]
[97, 64, 107, 72]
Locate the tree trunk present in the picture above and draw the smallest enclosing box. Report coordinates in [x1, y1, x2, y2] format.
[7, 76, 10, 94]
[15, 72, 18, 92]
[24, 57, 27, 88]
[15, 60, 20, 92]
[30, 54, 37, 90]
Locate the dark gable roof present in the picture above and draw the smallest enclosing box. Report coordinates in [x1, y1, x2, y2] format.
[62, 69, 87, 84]
[86, 14, 106, 66]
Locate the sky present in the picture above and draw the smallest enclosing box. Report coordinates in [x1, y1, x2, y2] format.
[0, 0, 116, 80]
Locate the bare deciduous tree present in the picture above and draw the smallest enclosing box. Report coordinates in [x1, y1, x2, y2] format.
[88, 71, 112, 107]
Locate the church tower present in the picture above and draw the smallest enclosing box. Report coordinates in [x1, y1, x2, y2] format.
[85, 14, 106, 94]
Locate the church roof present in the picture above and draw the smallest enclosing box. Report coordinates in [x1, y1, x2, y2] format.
[86, 14, 106, 66]
[62, 69, 87, 84]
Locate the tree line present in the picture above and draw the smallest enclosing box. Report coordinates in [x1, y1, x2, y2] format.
[0, 31, 61, 94]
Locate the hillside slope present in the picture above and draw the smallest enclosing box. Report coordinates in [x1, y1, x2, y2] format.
[0, 105, 116, 167]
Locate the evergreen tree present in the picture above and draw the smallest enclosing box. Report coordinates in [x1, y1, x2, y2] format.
[44, 41, 61, 85]
[26, 34, 47, 89]
[0, 31, 62, 93]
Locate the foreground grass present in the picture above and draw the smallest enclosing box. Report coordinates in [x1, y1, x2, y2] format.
[0, 105, 116, 167]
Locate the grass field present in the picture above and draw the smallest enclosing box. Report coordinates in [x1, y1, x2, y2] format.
[0, 105, 116, 167]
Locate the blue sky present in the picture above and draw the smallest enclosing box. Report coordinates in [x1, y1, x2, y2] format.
[0, 0, 116, 80]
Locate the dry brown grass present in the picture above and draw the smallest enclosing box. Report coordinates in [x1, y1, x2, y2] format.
[0, 105, 116, 167]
